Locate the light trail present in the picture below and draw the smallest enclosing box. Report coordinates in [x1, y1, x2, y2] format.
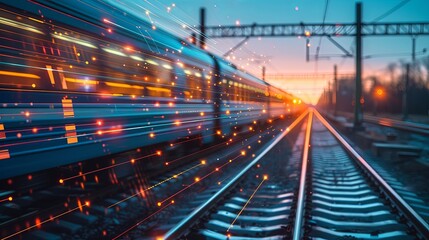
[111, 201, 174, 240]
[107, 160, 206, 209]
[159, 153, 244, 205]
[1, 203, 89, 240]
[226, 175, 267, 233]
[59, 152, 161, 183]
[0, 196, 13, 203]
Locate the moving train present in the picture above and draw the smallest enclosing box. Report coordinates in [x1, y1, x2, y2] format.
[0, 1, 303, 179]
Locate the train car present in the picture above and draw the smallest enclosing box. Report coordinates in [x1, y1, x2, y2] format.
[0, 0, 302, 179]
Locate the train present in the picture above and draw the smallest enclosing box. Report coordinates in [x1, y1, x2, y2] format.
[0, 0, 304, 180]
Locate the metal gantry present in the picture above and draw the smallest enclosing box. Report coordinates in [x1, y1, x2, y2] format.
[198, 3, 429, 129]
[204, 22, 429, 38]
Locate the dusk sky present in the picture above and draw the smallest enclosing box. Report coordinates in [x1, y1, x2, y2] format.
[113, 0, 429, 103]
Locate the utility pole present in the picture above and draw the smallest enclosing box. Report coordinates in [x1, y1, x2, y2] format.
[403, 63, 410, 120]
[191, 33, 197, 45]
[334, 65, 338, 116]
[262, 66, 266, 81]
[199, 8, 206, 49]
[328, 80, 332, 112]
[354, 2, 363, 130]
[306, 38, 310, 62]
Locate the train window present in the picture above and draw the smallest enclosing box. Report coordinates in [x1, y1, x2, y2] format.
[204, 74, 212, 102]
[184, 68, 203, 100]
[145, 58, 172, 98]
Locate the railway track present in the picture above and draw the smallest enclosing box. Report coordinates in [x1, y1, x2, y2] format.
[3, 109, 429, 239]
[153, 109, 429, 240]
[0, 118, 298, 240]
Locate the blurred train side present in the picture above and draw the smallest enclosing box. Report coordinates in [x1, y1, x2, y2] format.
[0, 1, 305, 179]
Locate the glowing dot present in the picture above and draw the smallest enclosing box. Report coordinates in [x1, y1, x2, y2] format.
[171, 200, 175, 204]
[152, 25, 156, 30]
[249, 127, 253, 131]
[132, 95, 136, 99]
[97, 120, 103, 126]
[195, 177, 200, 182]
[32, 128, 38, 133]
[85, 201, 90, 207]
[8, 196, 13, 201]
[174, 120, 181, 126]
[150, 133, 155, 138]
[24, 111, 30, 117]
[226, 110, 230, 115]
[107, 28, 112, 33]
[97, 130, 103, 135]
[295, 6, 299, 11]
[157, 202, 162, 207]
[263, 175, 268, 180]
[165, 162, 169, 166]
[157, 151, 162, 156]
[169, 102, 173, 107]
[131, 159, 135, 164]
[218, 182, 221, 185]
[201, 160, 206, 165]
[235, 20, 240, 25]
[262, 109, 266, 113]
[216, 130, 222, 135]
[241, 150, 246, 156]
[92, 57, 96, 61]
[200, 112, 204, 116]
[31, 83, 36, 88]
[215, 168, 219, 171]
[59, 179, 64, 184]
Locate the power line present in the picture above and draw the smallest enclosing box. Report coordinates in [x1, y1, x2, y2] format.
[372, 0, 411, 22]
[315, 0, 329, 61]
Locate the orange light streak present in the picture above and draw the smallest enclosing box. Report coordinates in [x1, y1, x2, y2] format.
[111, 202, 173, 240]
[226, 176, 266, 232]
[107, 161, 205, 209]
[0, 196, 13, 203]
[60, 152, 159, 183]
[1, 203, 89, 240]
[160, 153, 243, 205]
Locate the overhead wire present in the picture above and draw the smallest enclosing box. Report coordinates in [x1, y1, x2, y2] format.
[371, 0, 411, 22]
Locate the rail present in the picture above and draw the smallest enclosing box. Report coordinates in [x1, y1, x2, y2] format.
[292, 109, 313, 240]
[314, 109, 429, 238]
[162, 110, 309, 240]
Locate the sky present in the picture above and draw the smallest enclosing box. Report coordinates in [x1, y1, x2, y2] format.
[113, 0, 429, 103]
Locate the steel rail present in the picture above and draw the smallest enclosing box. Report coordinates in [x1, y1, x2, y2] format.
[364, 115, 429, 136]
[292, 109, 313, 240]
[314, 109, 429, 239]
[162, 109, 309, 240]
